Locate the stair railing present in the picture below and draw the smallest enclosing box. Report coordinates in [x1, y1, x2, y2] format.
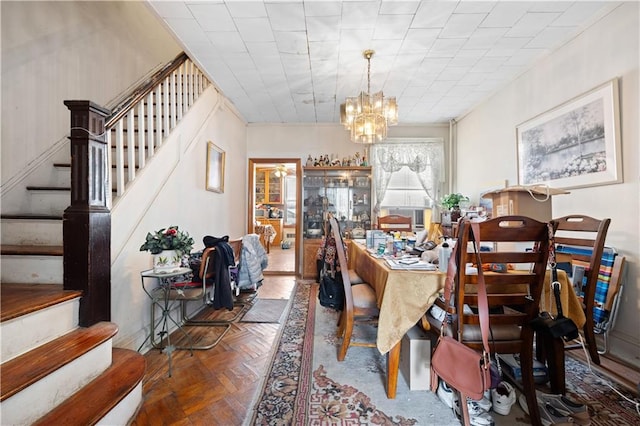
[105, 52, 211, 204]
[64, 52, 210, 326]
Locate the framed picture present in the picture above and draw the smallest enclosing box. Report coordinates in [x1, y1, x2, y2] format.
[516, 79, 621, 190]
[206, 141, 225, 193]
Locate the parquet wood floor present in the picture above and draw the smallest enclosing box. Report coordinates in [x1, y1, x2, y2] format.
[131, 275, 296, 425]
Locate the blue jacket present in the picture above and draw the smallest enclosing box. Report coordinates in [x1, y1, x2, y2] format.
[238, 234, 268, 289]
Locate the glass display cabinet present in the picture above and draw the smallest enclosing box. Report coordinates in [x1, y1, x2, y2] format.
[302, 166, 372, 278]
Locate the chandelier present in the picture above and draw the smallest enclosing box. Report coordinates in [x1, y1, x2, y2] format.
[340, 50, 398, 144]
[274, 164, 288, 177]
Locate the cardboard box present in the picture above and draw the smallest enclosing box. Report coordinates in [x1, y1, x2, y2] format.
[481, 186, 569, 223]
[400, 325, 431, 390]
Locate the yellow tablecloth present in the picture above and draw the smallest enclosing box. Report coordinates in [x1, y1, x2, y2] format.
[349, 242, 445, 354]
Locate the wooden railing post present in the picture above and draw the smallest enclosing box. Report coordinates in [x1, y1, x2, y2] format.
[63, 100, 111, 327]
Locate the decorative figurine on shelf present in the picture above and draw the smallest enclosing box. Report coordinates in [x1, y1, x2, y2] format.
[313, 157, 320, 166]
[306, 155, 314, 167]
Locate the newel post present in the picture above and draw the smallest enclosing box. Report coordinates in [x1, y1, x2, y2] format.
[63, 100, 111, 327]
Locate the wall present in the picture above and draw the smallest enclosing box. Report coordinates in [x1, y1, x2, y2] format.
[1, 1, 182, 202]
[455, 3, 639, 366]
[246, 123, 450, 161]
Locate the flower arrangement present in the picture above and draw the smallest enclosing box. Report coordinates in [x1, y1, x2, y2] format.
[139, 226, 194, 255]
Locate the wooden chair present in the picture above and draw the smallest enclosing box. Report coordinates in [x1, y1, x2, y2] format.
[180, 238, 247, 326]
[426, 216, 550, 426]
[377, 214, 412, 233]
[329, 216, 380, 361]
[551, 214, 610, 365]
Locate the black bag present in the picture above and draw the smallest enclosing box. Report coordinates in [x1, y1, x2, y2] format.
[319, 272, 344, 311]
[530, 225, 579, 341]
[317, 220, 345, 311]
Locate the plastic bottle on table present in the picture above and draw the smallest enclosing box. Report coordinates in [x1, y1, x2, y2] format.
[439, 242, 452, 273]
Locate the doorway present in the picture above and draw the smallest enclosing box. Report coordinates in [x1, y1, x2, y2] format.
[248, 158, 301, 276]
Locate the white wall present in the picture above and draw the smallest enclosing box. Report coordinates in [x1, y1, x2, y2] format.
[455, 3, 639, 366]
[246, 123, 450, 163]
[1, 1, 182, 198]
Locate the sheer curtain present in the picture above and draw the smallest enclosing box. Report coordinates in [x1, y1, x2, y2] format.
[371, 139, 444, 214]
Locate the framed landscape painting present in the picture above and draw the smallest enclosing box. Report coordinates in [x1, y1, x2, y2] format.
[516, 79, 621, 190]
[206, 141, 225, 193]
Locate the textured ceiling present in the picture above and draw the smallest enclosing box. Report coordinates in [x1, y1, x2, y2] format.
[147, 1, 618, 125]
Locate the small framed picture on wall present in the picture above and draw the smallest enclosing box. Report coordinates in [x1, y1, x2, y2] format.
[206, 141, 225, 193]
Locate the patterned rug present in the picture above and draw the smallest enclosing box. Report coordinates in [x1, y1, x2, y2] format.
[247, 281, 639, 425]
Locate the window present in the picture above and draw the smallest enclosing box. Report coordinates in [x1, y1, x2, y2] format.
[371, 138, 445, 229]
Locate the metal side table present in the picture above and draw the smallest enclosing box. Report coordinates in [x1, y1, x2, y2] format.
[138, 267, 194, 377]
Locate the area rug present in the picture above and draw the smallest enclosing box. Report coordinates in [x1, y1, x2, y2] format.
[241, 298, 290, 323]
[247, 282, 639, 425]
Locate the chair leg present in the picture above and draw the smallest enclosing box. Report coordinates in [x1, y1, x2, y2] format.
[582, 319, 601, 365]
[337, 316, 353, 361]
[458, 391, 471, 426]
[520, 342, 542, 426]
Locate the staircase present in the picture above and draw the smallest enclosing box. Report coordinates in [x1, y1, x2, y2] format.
[0, 52, 211, 424]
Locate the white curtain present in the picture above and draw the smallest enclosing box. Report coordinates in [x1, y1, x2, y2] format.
[371, 139, 444, 214]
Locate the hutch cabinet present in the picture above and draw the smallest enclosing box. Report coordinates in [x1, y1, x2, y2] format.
[301, 166, 372, 278]
[255, 168, 283, 204]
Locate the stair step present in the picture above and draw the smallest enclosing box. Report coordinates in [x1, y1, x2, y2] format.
[1, 245, 64, 284]
[0, 217, 63, 245]
[31, 348, 145, 426]
[0, 322, 118, 425]
[1, 284, 81, 362]
[0, 283, 80, 322]
[1, 321, 118, 400]
[1, 244, 63, 256]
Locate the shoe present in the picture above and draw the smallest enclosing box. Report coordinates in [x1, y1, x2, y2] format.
[491, 382, 516, 415]
[537, 392, 590, 425]
[437, 380, 454, 408]
[454, 393, 495, 426]
[519, 393, 577, 426]
[473, 390, 492, 412]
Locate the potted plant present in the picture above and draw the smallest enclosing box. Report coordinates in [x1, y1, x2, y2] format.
[140, 226, 194, 272]
[440, 193, 469, 225]
[441, 193, 469, 211]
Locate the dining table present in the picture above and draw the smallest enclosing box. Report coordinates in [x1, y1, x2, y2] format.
[254, 224, 276, 253]
[348, 241, 586, 399]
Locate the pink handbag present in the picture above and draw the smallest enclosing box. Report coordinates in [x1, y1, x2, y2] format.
[430, 222, 492, 403]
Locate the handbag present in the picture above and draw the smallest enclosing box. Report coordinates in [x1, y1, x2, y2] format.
[530, 224, 579, 341]
[430, 221, 492, 405]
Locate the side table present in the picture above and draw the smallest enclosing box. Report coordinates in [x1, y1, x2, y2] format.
[138, 267, 194, 377]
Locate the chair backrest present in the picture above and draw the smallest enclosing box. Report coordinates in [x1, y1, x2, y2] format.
[329, 217, 354, 311]
[228, 238, 243, 265]
[551, 215, 610, 309]
[452, 216, 550, 353]
[377, 214, 412, 232]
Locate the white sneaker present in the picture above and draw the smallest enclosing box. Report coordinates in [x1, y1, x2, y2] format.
[491, 381, 516, 415]
[437, 380, 454, 408]
[473, 390, 493, 412]
[454, 393, 495, 426]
